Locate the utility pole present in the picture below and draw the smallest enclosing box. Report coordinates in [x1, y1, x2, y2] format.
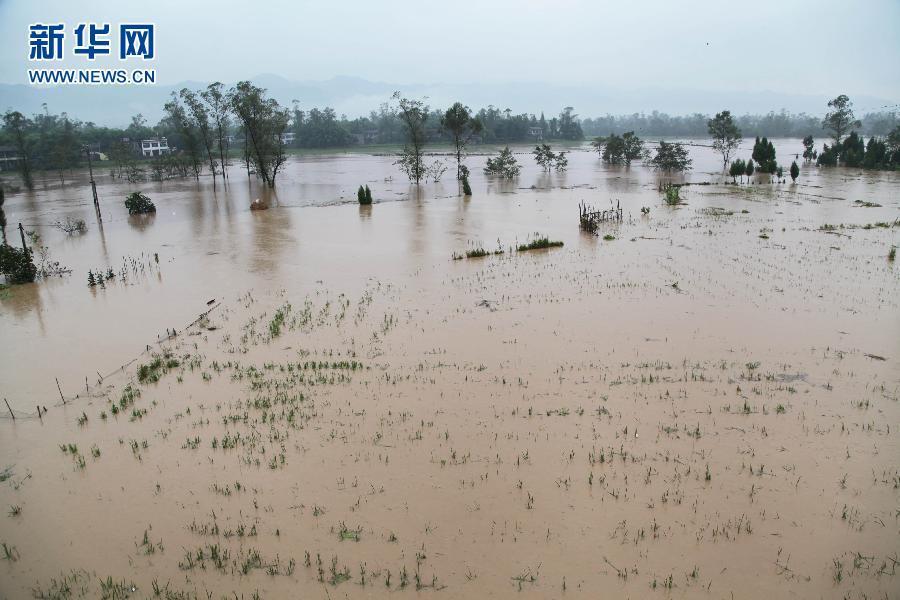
[84, 145, 102, 223]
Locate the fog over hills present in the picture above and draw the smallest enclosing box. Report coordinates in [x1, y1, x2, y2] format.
[2, 74, 894, 127]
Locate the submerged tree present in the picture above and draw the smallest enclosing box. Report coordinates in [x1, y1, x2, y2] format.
[822, 94, 860, 145]
[357, 185, 373, 205]
[393, 92, 429, 184]
[440, 102, 482, 180]
[533, 144, 560, 171]
[789, 160, 799, 182]
[2, 111, 34, 190]
[533, 144, 551, 171]
[0, 243, 36, 284]
[802, 135, 816, 162]
[124, 192, 156, 214]
[181, 88, 219, 182]
[729, 158, 746, 183]
[163, 92, 202, 179]
[708, 110, 742, 170]
[817, 143, 838, 167]
[484, 147, 520, 178]
[50, 116, 80, 184]
[650, 141, 692, 172]
[201, 82, 231, 182]
[592, 131, 645, 165]
[751, 136, 777, 173]
[838, 131, 865, 167]
[228, 81, 290, 187]
[107, 138, 137, 180]
[554, 151, 568, 172]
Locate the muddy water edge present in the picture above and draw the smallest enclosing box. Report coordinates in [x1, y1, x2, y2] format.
[1, 140, 898, 599]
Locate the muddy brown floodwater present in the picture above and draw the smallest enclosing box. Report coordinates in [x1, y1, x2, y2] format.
[0, 140, 898, 599]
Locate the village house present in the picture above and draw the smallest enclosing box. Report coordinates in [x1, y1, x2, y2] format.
[140, 137, 171, 158]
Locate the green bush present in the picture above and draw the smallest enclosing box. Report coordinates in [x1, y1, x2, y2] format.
[729, 159, 746, 182]
[462, 176, 472, 196]
[0, 244, 37, 284]
[358, 185, 372, 205]
[517, 236, 563, 252]
[662, 183, 681, 205]
[124, 192, 156, 215]
[484, 147, 521, 178]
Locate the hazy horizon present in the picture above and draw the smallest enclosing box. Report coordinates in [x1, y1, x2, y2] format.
[1, 0, 898, 124]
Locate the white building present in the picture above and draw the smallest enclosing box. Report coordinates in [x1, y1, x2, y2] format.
[140, 137, 171, 157]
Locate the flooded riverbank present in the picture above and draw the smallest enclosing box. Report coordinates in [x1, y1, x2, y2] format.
[1, 140, 898, 598]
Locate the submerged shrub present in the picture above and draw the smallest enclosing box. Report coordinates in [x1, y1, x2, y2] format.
[0, 244, 36, 284]
[137, 352, 179, 384]
[462, 176, 472, 196]
[729, 159, 746, 182]
[358, 185, 372, 205]
[484, 147, 520, 178]
[661, 183, 682, 205]
[124, 192, 156, 215]
[54, 217, 87, 234]
[650, 141, 692, 172]
[517, 234, 563, 252]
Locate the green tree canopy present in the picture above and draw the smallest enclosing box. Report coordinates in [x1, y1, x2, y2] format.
[440, 102, 482, 180]
[708, 110, 742, 170]
[822, 95, 860, 145]
[592, 131, 645, 165]
[650, 141, 692, 172]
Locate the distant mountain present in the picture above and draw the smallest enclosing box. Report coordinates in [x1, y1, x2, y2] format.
[0, 74, 893, 126]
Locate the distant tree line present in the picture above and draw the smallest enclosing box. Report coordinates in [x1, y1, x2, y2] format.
[214, 104, 900, 147]
[582, 109, 898, 139]
[3, 101, 896, 171]
[3, 91, 899, 191]
[287, 104, 585, 147]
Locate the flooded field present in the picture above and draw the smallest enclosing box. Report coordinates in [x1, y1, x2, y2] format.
[1, 140, 898, 599]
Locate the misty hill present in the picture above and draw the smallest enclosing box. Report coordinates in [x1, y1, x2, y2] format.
[1, 74, 894, 127]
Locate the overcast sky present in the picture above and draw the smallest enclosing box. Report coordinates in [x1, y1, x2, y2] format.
[1, 0, 898, 109]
